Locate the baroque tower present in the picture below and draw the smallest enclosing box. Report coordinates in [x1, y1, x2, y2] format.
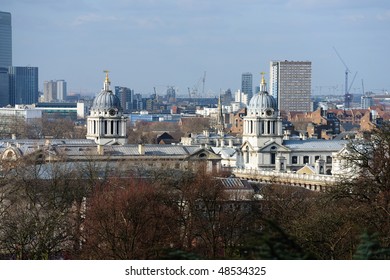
[86, 71, 128, 145]
[239, 72, 284, 170]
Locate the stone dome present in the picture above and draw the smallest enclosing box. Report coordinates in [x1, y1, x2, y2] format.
[247, 73, 277, 116]
[91, 72, 122, 112]
[91, 90, 121, 110]
[247, 91, 277, 116]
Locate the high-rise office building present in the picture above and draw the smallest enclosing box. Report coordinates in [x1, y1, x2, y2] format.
[0, 67, 9, 107]
[361, 95, 373, 109]
[44, 80, 67, 102]
[56, 80, 67, 101]
[0, 11, 12, 68]
[115, 86, 133, 113]
[0, 11, 12, 107]
[269, 60, 312, 112]
[44, 80, 57, 102]
[9, 66, 39, 105]
[241, 72, 253, 101]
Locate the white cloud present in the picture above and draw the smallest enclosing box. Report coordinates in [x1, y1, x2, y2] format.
[342, 14, 366, 23]
[131, 17, 164, 29]
[377, 10, 390, 21]
[72, 13, 120, 26]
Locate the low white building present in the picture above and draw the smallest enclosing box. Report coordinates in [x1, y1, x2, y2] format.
[0, 105, 42, 122]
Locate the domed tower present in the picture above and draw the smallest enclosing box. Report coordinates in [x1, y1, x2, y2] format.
[242, 72, 283, 148]
[86, 71, 128, 145]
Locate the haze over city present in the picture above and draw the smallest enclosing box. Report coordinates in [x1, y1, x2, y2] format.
[2, 0, 390, 96]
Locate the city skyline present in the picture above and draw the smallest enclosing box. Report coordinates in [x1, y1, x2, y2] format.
[2, 0, 390, 97]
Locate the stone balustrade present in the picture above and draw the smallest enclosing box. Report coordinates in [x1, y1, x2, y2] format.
[233, 168, 341, 191]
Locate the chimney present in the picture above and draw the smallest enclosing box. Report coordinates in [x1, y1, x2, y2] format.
[97, 145, 104, 155]
[138, 143, 145, 155]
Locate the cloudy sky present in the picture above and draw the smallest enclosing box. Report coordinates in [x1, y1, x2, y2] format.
[2, 0, 390, 97]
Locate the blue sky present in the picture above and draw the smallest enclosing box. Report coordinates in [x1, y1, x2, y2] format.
[2, 0, 390, 97]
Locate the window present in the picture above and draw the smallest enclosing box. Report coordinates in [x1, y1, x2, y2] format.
[315, 156, 320, 161]
[326, 156, 332, 164]
[303, 156, 309, 164]
[199, 153, 207, 158]
[292, 156, 298, 164]
[271, 153, 276, 164]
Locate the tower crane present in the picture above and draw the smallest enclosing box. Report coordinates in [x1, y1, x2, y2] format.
[333, 47, 357, 109]
[202, 71, 206, 98]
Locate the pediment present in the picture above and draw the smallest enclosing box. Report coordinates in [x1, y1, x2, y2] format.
[1, 146, 22, 160]
[259, 141, 290, 152]
[240, 141, 256, 152]
[188, 148, 221, 160]
[297, 164, 316, 175]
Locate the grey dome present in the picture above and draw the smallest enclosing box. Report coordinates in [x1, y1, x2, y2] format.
[248, 91, 277, 115]
[92, 90, 122, 110]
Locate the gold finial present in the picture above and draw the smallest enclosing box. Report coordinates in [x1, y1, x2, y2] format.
[103, 70, 111, 91]
[103, 70, 110, 84]
[260, 72, 266, 85]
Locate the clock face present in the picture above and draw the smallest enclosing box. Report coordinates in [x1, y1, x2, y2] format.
[266, 109, 273, 116]
[109, 108, 116, 116]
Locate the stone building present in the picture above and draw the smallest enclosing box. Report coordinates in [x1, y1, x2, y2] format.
[235, 73, 347, 177]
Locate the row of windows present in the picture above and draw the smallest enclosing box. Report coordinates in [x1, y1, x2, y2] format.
[292, 155, 332, 164]
[244, 150, 332, 165]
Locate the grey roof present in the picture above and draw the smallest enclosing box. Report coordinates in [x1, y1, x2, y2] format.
[211, 147, 237, 159]
[0, 138, 209, 158]
[219, 178, 252, 190]
[283, 139, 347, 152]
[53, 144, 204, 157]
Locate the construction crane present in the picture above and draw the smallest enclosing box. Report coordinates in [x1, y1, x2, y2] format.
[188, 71, 206, 99]
[201, 71, 206, 98]
[333, 47, 357, 109]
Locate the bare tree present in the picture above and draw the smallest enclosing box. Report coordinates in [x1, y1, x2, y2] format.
[328, 123, 390, 248]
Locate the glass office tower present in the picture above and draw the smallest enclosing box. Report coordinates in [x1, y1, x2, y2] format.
[9, 66, 39, 105]
[0, 11, 12, 107]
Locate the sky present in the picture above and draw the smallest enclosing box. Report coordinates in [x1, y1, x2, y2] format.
[2, 0, 390, 97]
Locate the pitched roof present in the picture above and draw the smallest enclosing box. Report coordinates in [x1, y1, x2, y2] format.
[283, 139, 347, 152]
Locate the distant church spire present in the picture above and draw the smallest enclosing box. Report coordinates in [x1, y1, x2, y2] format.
[216, 93, 225, 132]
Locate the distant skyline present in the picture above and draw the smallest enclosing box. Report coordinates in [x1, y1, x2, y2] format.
[2, 0, 390, 97]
